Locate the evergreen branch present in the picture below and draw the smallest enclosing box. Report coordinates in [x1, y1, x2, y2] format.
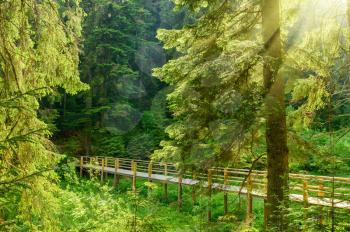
[0, 168, 55, 186]
[0, 87, 50, 104]
[0, 128, 48, 149]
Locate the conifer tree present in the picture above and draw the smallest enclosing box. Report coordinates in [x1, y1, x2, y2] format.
[154, 0, 289, 228]
[0, 0, 87, 229]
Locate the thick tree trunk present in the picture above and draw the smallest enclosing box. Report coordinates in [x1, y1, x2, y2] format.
[262, 0, 289, 230]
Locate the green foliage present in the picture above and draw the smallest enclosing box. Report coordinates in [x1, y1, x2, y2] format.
[0, 0, 87, 229]
[2, 0, 350, 231]
[283, 204, 350, 232]
[55, 181, 171, 232]
[289, 130, 350, 175]
[53, 0, 179, 159]
[153, 0, 266, 169]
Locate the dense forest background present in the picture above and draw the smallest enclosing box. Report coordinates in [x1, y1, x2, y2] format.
[48, 0, 192, 159]
[45, 0, 350, 174]
[1, 0, 350, 231]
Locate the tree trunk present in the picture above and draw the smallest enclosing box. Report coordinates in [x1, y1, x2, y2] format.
[262, 0, 289, 230]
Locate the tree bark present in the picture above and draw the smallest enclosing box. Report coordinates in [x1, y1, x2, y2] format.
[262, 0, 289, 230]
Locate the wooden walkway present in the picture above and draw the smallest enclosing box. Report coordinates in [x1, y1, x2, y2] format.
[78, 156, 350, 220]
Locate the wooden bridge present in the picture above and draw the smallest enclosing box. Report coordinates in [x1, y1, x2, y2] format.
[77, 156, 350, 222]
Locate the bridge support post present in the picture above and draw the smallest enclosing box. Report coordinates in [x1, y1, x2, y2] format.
[113, 158, 120, 188]
[148, 162, 153, 182]
[178, 174, 183, 210]
[164, 163, 168, 201]
[303, 180, 309, 207]
[80, 156, 83, 177]
[148, 162, 153, 194]
[89, 157, 92, 178]
[263, 174, 268, 230]
[208, 169, 213, 221]
[104, 157, 108, 179]
[132, 161, 137, 192]
[246, 174, 253, 223]
[192, 172, 196, 207]
[318, 178, 325, 226]
[224, 168, 228, 215]
[100, 158, 105, 183]
[264, 199, 268, 230]
[303, 179, 309, 220]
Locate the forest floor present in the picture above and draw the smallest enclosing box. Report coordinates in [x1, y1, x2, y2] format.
[61, 173, 266, 232]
